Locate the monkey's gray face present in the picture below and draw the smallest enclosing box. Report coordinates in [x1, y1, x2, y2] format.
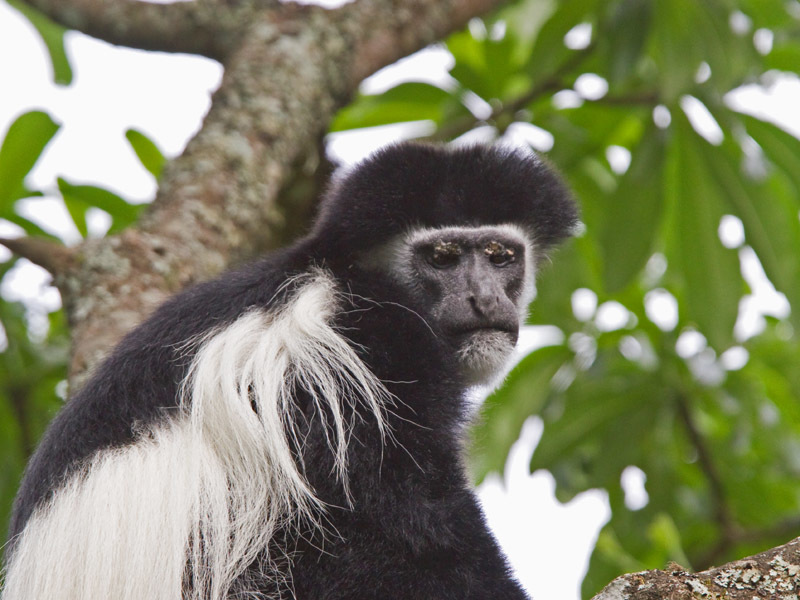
[364, 224, 536, 386]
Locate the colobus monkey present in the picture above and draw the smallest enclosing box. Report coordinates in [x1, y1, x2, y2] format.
[1, 143, 577, 599]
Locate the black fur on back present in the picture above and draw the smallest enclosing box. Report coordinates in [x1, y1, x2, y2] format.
[6, 142, 577, 599]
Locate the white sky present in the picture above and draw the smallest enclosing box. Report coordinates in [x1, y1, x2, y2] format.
[2, 1, 799, 598]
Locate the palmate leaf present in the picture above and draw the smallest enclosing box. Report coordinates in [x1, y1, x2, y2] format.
[741, 114, 800, 198]
[651, 0, 762, 100]
[0, 111, 59, 210]
[651, 0, 743, 101]
[599, 126, 667, 293]
[602, 0, 653, 88]
[523, 0, 600, 84]
[650, 0, 701, 102]
[664, 115, 741, 351]
[540, 102, 647, 169]
[531, 360, 660, 493]
[447, 27, 526, 101]
[701, 128, 800, 333]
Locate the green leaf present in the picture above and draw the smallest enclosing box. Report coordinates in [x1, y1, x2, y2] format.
[765, 42, 800, 73]
[526, 237, 597, 329]
[57, 178, 144, 236]
[483, 31, 523, 99]
[604, 0, 653, 87]
[741, 114, 800, 198]
[470, 345, 571, 483]
[524, 0, 600, 84]
[2, 213, 59, 241]
[701, 131, 800, 333]
[651, 0, 735, 100]
[539, 103, 647, 173]
[531, 371, 654, 476]
[447, 29, 525, 101]
[739, 0, 793, 29]
[490, 0, 558, 63]
[599, 126, 667, 292]
[61, 193, 89, 238]
[0, 111, 59, 209]
[330, 82, 465, 132]
[665, 116, 740, 350]
[125, 129, 166, 180]
[651, 0, 701, 101]
[447, 30, 489, 97]
[7, 0, 72, 85]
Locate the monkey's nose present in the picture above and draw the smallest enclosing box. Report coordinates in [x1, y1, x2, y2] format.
[468, 292, 500, 318]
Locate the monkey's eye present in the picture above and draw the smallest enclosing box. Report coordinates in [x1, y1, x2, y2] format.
[428, 241, 462, 268]
[485, 241, 516, 266]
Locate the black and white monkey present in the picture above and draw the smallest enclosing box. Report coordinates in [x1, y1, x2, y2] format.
[1, 143, 577, 599]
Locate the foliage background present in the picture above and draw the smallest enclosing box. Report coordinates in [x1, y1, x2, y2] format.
[2, 0, 800, 597]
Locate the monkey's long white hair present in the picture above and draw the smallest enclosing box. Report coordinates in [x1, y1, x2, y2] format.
[1, 271, 390, 600]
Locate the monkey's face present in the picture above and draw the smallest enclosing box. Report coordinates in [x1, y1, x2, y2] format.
[364, 224, 536, 386]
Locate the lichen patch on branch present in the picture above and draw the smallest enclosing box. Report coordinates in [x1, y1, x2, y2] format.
[593, 538, 800, 600]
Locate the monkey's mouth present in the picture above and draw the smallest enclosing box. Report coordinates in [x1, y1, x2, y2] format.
[453, 328, 519, 384]
[454, 324, 519, 342]
[450, 329, 520, 370]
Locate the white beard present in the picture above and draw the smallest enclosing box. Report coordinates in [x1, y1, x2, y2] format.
[457, 330, 517, 386]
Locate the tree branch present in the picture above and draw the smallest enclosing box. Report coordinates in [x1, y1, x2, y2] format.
[592, 536, 800, 600]
[0, 236, 74, 275]
[18, 0, 268, 61]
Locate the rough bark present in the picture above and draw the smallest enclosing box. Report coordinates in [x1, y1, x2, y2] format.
[17, 0, 507, 389]
[21, 0, 264, 60]
[592, 536, 800, 600]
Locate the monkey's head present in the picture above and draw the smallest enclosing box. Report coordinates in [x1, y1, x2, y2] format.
[312, 142, 579, 385]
